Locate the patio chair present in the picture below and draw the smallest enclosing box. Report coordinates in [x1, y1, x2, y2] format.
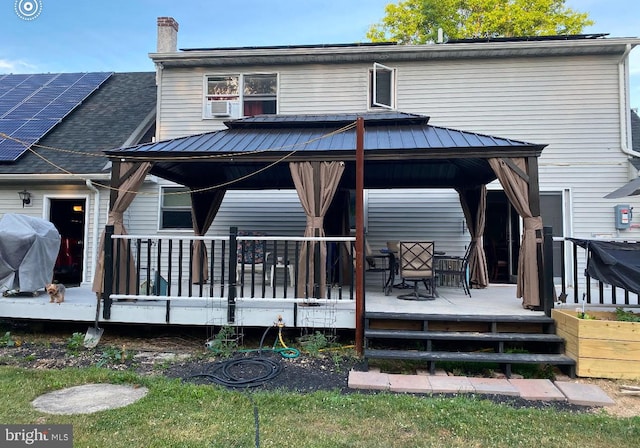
[365, 239, 390, 291]
[236, 231, 271, 284]
[397, 241, 436, 300]
[435, 241, 475, 297]
[486, 238, 508, 282]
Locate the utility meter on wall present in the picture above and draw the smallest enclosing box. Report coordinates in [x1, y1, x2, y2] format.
[614, 204, 632, 230]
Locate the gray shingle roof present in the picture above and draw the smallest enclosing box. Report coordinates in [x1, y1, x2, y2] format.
[0, 72, 156, 175]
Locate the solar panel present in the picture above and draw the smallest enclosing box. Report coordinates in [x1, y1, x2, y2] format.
[0, 72, 112, 162]
[0, 140, 28, 161]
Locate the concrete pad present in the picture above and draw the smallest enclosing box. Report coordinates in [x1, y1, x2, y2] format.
[509, 379, 565, 401]
[32, 384, 148, 415]
[389, 374, 432, 394]
[554, 382, 616, 407]
[469, 377, 519, 396]
[348, 370, 390, 390]
[428, 375, 475, 393]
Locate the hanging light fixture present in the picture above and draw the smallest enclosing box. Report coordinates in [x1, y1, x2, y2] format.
[18, 189, 31, 207]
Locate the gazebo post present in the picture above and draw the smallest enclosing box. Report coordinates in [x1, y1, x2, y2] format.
[527, 156, 545, 310]
[355, 117, 365, 355]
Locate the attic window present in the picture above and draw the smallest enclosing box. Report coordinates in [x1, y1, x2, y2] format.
[370, 62, 396, 109]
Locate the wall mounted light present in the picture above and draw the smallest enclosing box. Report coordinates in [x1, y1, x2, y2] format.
[18, 189, 31, 207]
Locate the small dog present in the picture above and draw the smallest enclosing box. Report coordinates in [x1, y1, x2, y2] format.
[45, 283, 65, 304]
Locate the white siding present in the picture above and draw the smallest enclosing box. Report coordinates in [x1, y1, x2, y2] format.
[153, 50, 640, 268]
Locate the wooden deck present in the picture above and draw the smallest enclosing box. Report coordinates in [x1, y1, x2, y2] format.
[0, 279, 545, 328]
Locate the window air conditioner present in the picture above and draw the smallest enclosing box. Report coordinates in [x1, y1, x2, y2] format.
[209, 100, 233, 117]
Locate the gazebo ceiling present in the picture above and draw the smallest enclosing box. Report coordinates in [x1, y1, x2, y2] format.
[106, 112, 546, 190]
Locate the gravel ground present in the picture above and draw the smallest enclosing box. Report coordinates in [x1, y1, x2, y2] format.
[1, 325, 639, 417]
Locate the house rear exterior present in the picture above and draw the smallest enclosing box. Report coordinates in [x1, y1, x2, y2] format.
[0, 72, 156, 287]
[139, 18, 640, 289]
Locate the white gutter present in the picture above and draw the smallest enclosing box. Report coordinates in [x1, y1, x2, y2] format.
[0, 173, 111, 182]
[85, 179, 101, 285]
[619, 44, 640, 158]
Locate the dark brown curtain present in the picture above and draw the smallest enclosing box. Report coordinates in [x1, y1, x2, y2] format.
[489, 157, 543, 308]
[190, 188, 226, 283]
[92, 161, 153, 294]
[290, 161, 345, 298]
[456, 185, 489, 288]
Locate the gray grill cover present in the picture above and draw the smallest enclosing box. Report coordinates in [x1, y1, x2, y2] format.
[0, 214, 61, 293]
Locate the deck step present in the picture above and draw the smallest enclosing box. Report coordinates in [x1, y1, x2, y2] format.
[364, 349, 575, 365]
[363, 310, 575, 377]
[364, 329, 564, 343]
[365, 312, 554, 324]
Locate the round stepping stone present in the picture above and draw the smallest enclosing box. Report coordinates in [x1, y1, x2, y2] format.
[32, 384, 148, 415]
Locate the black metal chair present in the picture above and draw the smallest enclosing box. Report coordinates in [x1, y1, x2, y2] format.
[365, 239, 390, 292]
[397, 241, 436, 300]
[435, 241, 475, 297]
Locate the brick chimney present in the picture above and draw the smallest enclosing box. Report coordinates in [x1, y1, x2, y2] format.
[157, 17, 179, 53]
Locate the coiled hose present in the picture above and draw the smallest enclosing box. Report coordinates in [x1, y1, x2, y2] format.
[188, 324, 298, 388]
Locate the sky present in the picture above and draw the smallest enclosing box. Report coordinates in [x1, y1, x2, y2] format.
[2, 0, 640, 108]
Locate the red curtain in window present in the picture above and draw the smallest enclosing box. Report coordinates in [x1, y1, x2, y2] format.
[243, 102, 263, 117]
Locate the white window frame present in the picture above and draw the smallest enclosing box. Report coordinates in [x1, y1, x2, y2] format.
[203, 73, 278, 119]
[370, 62, 396, 110]
[158, 186, 193, 231]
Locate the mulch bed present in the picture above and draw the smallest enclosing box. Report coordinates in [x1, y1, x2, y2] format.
[0, 338, 590, 413]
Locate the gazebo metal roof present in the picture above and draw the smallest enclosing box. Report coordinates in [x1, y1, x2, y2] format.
[106, 112, 546, 190]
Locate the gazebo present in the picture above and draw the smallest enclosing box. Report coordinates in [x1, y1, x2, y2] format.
[94, 112, 550, 344]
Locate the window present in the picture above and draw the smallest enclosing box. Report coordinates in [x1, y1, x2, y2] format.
[369, 63, 395, 109]
[243, 74, 277, 116]
[204, 73, 277, 119]
[160, 187, 192, 230]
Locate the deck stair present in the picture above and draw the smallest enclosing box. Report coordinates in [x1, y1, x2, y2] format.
[364, 312, 576, 378]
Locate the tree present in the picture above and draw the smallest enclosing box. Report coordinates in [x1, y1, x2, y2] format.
[367, 0, 594, 44]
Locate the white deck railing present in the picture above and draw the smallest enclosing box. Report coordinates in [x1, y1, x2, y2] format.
[106, 231, 357, 303]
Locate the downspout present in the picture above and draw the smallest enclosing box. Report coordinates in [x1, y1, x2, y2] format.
[86, 179, 101, 285]
[618, 44, 640, 158]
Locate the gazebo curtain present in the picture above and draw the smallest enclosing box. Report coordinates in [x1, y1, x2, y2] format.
[92, 161, 153, 294]
[456, 185, 489, 288]
[489, 157, 543, 308]
[290, 161, 345, 298]
[190, 188, 226, 283]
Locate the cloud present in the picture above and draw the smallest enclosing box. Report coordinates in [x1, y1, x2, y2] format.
[0, 58, 37, 73]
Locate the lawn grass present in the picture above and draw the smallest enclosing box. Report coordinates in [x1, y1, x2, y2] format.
[1, 366, 638, 448]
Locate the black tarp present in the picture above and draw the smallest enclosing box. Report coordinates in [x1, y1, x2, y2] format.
[568, 238, 640, 294]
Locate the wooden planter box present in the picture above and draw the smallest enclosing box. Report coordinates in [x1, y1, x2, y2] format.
[552, 309, 640, 380]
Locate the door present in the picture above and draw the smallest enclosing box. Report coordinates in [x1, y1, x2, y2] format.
[484, 191, 519, 283]
[540, 192, 564, 281]
[49, 198, 86, 285]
